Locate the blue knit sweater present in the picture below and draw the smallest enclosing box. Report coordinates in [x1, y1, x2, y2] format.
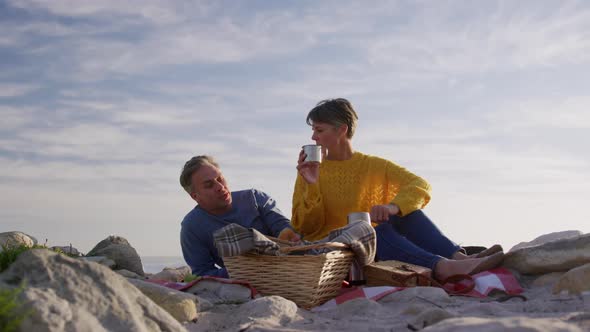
[180, 189, 292, 277]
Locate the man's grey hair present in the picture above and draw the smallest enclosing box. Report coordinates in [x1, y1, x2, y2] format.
[179, 155, 219, 194]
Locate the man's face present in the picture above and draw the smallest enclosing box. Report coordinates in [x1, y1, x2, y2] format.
[189, 164, 232, 215]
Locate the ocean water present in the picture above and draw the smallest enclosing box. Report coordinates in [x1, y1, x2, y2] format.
[141, 256, 186, 274]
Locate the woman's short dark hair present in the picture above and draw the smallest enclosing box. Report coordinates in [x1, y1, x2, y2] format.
[306, 98, 358, 139]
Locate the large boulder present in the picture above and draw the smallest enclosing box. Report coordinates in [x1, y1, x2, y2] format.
[87, 235, 144, 276]
[80, 256, 116, 269]
[509, 231, 583, 252]
[553, 263, 590, 295]
[127, 278, 198, 322]
[0, 231, 37, 251]
[191, 296, 298, 331]
[503, 233, 590, 275]
[0, 249, 186, 332]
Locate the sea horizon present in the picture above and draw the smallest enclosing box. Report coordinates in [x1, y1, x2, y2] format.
[141, 256, 186, 274]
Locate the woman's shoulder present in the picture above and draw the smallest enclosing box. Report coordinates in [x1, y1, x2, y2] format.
[354, 151, 393, 165]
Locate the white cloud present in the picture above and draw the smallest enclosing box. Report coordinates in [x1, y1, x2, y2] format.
[8, 0, 190, 25]
[487, 96, 590, 130]
[366, 2, 590, 74]
[0, 106, 37, 129]
[0, 83, 39, 98]
[3, 0, 590, 258]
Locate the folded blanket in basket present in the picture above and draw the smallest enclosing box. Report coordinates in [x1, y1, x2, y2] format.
[213, 221, 376, 276]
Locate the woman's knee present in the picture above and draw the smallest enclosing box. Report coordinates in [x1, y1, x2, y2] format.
[375, 222, 397, 236]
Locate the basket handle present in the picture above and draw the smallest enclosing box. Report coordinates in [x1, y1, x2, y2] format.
[279, 242, 349, 253]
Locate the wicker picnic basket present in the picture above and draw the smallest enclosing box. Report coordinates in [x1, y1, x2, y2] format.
[223, 238, 354, 309]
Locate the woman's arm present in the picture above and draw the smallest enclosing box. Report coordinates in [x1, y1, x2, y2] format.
[385, 160, 431, 216]
[291, 173, 326, 240]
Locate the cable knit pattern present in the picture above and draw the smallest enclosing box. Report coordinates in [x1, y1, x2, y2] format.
[292, 152, 431, 241]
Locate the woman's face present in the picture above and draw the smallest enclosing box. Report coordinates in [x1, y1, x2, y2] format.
[311, 121, 345, 148]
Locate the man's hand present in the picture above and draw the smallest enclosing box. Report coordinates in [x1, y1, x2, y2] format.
[370, 204, 400, 223]
[278, 228, 302, 243]
[296, 150, 320, 184]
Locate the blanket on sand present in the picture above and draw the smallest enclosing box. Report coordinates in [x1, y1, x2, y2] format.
[312, 267, 523, 312]
[148, 268, 521, 311]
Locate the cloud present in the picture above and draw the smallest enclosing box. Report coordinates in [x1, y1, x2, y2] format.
[0, 106, 38, 130]
[487, 96, 590, 130]
[365, 2, 590, 74]
[0, 83, 40, 98]
[2, 0, 590, 258]
[8, 0, 190, 25]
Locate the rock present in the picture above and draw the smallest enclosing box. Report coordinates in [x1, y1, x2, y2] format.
[553, 263, 590, 295]
[503, 233, 590, 275]
[87, 235, 144, 276]
[127, 278, 198, 322]
[185, 279, 252, 305]
[379, 287, 451, 304]
[80, 256, 116, 269]
[407, 308, 455, 330]
[317, 298, 383, 318]
[150, 266, 191, 282]
[0, 231, 37, 251]
[0, 249, 186, 332]
[191, 296, 298, 331]
[50, 246, 81, 257]
[116, 269, 145, 279]
[422, 316, 583, 331]
[532, 272, 564, 288]
[509, 231, 583, 252]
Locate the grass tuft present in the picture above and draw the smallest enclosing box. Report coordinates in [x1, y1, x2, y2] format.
[0, 244, 46, 273]
[0, 285, 31, 332]
[183, 273, 200, 282]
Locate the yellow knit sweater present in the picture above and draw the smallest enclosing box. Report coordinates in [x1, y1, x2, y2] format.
[291, 152, 431, 241]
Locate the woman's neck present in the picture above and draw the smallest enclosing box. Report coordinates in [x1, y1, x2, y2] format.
[325, 141, 354, 161]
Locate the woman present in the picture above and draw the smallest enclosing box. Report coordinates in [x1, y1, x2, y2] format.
[291, 98, 503, 281]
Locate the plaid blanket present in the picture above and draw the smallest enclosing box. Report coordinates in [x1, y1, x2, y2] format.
[312, 267, 524, 312]
[213, 221, 376, 281]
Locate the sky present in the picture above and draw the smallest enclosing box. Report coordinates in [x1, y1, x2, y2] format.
[1, 0, 589, 257]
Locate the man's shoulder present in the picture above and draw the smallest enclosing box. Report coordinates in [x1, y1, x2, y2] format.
[181, 206, 206, 227]
[231, 188, 268, 200]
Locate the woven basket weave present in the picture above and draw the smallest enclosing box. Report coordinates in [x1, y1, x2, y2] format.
[223, 239, 354, 309]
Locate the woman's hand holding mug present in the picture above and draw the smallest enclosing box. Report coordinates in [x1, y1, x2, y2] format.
[297, 148, 321, 184]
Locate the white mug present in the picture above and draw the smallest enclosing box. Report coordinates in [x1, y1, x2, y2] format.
[347, 212, 371, 225]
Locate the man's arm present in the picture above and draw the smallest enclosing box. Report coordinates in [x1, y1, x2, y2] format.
[253, 190, 297, 238]
[180, 223, 229, 278]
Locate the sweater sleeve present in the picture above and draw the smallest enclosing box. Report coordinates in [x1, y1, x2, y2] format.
[291, 173, 326, 239]
[180, 222, 229, 278]
[385, 160, 432, 216]
[254, 190, 293, 237]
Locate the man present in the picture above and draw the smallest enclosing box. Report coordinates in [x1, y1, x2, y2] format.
[179, 155, 300, 277]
